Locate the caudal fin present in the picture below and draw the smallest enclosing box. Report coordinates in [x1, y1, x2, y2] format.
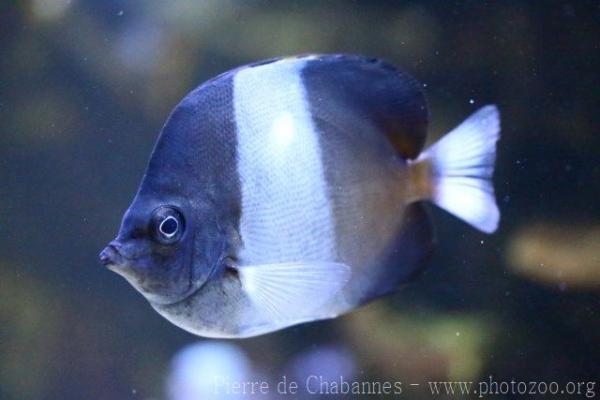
[413, 105, 500, 233]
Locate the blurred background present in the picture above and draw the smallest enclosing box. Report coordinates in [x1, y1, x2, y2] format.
[1, 1, 599, 399]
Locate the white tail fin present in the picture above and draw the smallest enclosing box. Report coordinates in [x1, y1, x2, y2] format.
[416, 105, 500, 233]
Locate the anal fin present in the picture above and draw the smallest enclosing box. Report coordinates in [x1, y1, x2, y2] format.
[360, 203, 435, 302]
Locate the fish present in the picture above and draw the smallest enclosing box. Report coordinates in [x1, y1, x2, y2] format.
[99, 54, 500, 338]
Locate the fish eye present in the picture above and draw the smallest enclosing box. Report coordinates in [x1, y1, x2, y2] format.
[150, 206, 185, 245]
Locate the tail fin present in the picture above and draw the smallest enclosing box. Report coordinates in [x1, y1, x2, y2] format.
[411, 105, 500, 233]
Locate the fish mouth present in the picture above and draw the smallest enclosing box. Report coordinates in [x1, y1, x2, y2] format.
[99, 242, 144, 285]
[98, 239, 202, 306]
[98, 242, 127, 271]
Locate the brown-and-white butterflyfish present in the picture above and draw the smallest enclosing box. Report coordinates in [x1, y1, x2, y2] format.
[99, 54, 500, 338]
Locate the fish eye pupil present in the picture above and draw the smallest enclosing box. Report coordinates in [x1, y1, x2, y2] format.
[159, 216, 178, 237]
[151, 206, 185, 244]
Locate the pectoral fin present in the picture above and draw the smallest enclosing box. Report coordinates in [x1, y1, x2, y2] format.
[237, 261, 351, 325]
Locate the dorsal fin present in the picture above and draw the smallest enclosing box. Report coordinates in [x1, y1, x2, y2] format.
[300, 54, 428, 159]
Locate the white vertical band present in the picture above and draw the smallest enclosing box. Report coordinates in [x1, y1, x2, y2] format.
[233, 59, 336, 265]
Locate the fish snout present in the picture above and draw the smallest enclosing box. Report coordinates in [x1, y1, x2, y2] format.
[99, 242, 123, 268]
